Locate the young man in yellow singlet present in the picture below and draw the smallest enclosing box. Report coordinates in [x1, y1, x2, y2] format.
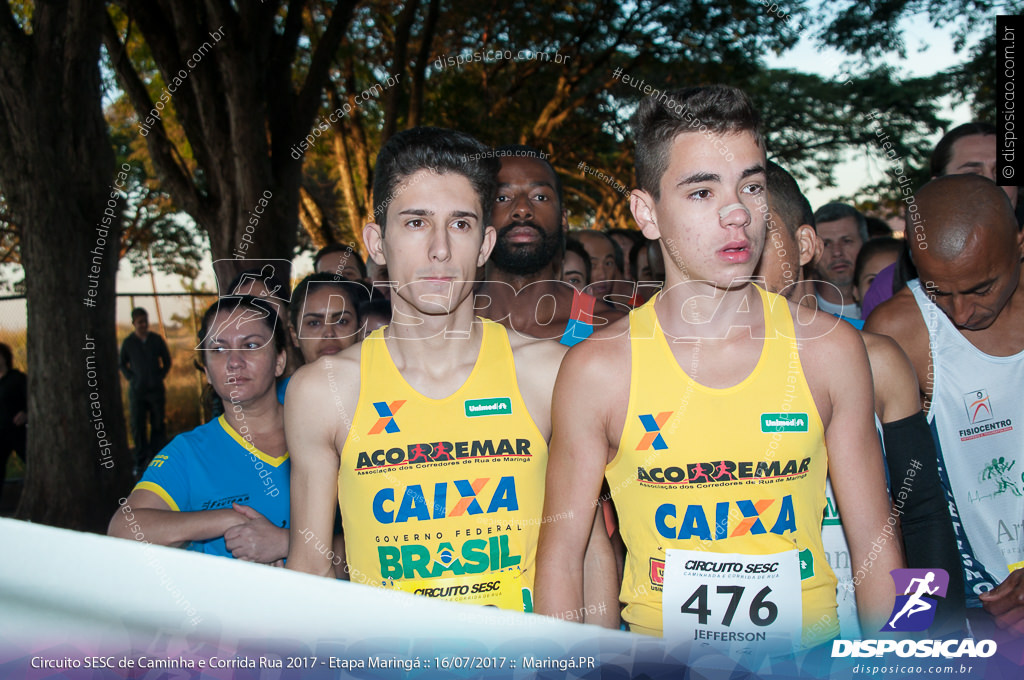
[285, 127, 614, 617]
[535, 86, 902, 649]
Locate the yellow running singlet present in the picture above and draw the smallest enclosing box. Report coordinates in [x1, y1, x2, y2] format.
[606, 285, 839, 648]
[339, 318, 547, 612]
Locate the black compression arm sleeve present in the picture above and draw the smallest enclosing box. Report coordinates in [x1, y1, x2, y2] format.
[883, 411, 966, 628]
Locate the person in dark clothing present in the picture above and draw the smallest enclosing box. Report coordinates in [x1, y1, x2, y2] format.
[0, 342, 26, 507]
[119, 308, 171, 475]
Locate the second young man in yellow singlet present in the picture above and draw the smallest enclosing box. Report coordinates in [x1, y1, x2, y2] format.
[535, 86, 902, 651]
[285, 128, 614, 616]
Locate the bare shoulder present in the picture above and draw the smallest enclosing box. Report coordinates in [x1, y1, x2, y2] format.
[860, 329, 921, 421]
[587, 308, 632, 345]
[286, 346, 366, 450]
[548, 313, 633, 457]
[285, 342, 363, 441]
[290, 343, 362, 394]
[863, 287, 930, 391]
[787, 297, 863, 356]
[558, 313, 632, 394]
[786, 299, 870, 421]
[507, 329, 569, 373]
[860, 330, 912, 374]
[863, 287, 924, 343]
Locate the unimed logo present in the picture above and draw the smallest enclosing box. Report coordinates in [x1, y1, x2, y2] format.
[760, 413, 808, 433]
[464, 397, 512, 418]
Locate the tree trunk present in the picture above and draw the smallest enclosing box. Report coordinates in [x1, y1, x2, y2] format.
[0, 0, 131, 531]
[332, 128, 366, 252]
[407, 0, 440, 128]
[106, 0, 356, 266]
[380, 0, 420, 143]
[299, 186, 333, 249]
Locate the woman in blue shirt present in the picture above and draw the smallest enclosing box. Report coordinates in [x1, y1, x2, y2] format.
[108, 296, 291, 564]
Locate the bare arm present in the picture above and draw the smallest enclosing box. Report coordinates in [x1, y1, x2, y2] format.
[332, 533, 348, 579]
[864, 329, 966, 626]
[516, 332, 617, 624]
[825, 329, 905, 631]
[535, 348, 615, 622]
[866, 332, 966, 627]
[863, 332, 921, 424]
[864, 290, 930, 408]
[980, 569, 1024, 634]
[583, 502, 620, 628]
[223, 502, 289, 563]
[284, 362, 347, 577]
[511, 335, 568, 438]
[107, 488, 246, 547]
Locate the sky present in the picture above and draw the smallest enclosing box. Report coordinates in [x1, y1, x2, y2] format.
[765, 15, 979, 209]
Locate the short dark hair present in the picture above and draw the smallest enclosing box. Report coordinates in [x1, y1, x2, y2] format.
[865, 216, 893, 239]
[358, 297, 392, 323]
[563, 238, 592, 284]
[813, 202, 868, 242]
[930, 122, 996, 177]
[289, 273, 369, 329]
[197, 296, 287, 368]
[633, 85, 764, 200]
[314, 243, 367, 279]
[0, 343, 12, 369]
[854, 237, 903, 288]
[131, 307, 148, 321]
[893, 243, 917, 295]
[766, 161, 814, 237]
[227, 266, 291, 301]
[495, 145, 563, 212]
[372, 127, 499, 231]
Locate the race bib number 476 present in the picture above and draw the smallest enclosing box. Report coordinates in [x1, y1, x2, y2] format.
[662, 549, 801, 655]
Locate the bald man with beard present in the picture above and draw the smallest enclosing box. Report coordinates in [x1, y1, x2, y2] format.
[867, 174, 1024, 635]
[756, 161, 964, 636]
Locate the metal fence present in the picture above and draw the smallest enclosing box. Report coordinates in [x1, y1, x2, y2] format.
[0, 292, 221, 448]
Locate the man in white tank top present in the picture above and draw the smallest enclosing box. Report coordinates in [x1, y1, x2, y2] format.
[866, 174, 1024, 634]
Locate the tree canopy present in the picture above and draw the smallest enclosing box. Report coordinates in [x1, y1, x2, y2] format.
[2, 0, 1006, 274]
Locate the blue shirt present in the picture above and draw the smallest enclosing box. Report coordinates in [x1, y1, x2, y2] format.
[135, 415, 290, 558]
[560, 290, 597, 347]
[834, 313, 865, 330]
[277, 376, 291, 404]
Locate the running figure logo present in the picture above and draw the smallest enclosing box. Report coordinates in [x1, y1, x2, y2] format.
[881, 569, 949, 632]
[979, 456, 1022, 498]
